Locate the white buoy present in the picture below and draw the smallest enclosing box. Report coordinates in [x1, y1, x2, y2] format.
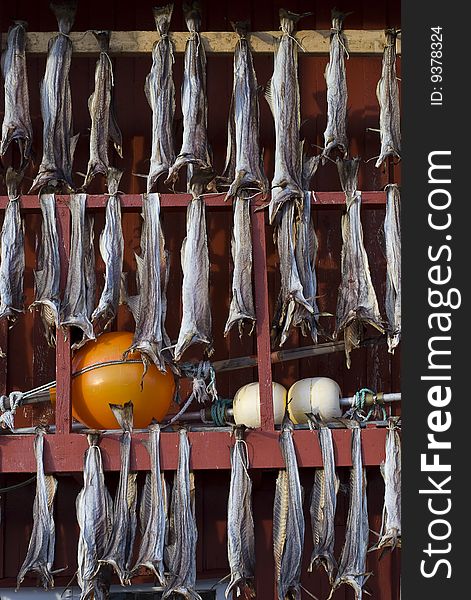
[233, 382, 287, 428]
[287, 377, 342, 423]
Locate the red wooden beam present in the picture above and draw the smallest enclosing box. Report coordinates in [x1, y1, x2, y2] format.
[0, 428, 387, 472]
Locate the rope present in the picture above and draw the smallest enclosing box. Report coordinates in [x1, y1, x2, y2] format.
[211, 398, 232, 427]
[0, 475, 37, 494]
[0, 391, 24, 431]
[346, 388, 387, 422]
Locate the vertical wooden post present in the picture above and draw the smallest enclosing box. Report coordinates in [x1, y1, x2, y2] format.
[251, 205, 274, 431]
[55, 200, 71, 434]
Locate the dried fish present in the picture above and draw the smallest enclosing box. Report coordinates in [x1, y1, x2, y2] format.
[29, 194, 61, 347]
[335, 158, 384, 368]
[226, 427, 255, 598]
[0, 21, 33, 168]
[375, 29, 401, 168]
[0, 168, 25, 323]
[17, 427, 57, 590]
[91, 168, 124, 333]
[384, 184, 401, 352]
[174, 196, 212, 362]
[146, 4, 175, 192]
[130, 423, 168, 585]
[165, 2, 215, 194]
[308, 420, 339, 584]
[30, 0, 78, 193]
[100, 402, 137, 586]
[84, 31, 122, 187]
[60, 194, 95, 345]
[265, 9, 306, 224]
[163, 429, 201, 600]
[124, 193, 171, 373]
[273, 414, 305, 600]
[329, 425, 370, 600]
[371, 420, 401, 552]
[76, 433, 114, 600]
[322, 11, 349, 162]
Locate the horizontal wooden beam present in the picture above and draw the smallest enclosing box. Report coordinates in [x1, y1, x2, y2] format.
[0, 30, 401, 56]
[0, 427, 386, 472]
[0, 191, 387, 211]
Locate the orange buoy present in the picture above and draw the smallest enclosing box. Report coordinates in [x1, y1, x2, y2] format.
[51, 332, 175, 429]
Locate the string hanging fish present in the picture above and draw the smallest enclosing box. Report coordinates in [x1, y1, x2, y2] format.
[76, 433, 114, 600]
[84, 30, 122, 187]
[329, 424, 370, 600]
[0, 168, 25, 325]
[29, 194, 61, 346]
[17, 427, 58, 590]
[224, 21, 267, 337]
[375, 29, 401, 168]
[163, 429, 201, 600]
[146, 4, 175, 191]
[273, 414, 305, 600]
[226, 427, 255, 598]
[335, 158, 384, 368]
[99, 402, 138, 586]
[30, 0, 79, 193]
[0, 21, 33, 168]
[130, 423, 168, 585]
[322, 10, 349, 162]
[384, 184, 401, 352]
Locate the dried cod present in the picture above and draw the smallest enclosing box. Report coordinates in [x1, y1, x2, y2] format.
[329, 424, 370, 600]
[84, 31, 122, 187]
[0, 21, 33, 168]
[29, 194, 61, 346]
[375, 29, 401, 168]
[130, 423, 168, 585]
[146, 4, 175, 192]
[163, 429, 201, 600]
[76, 433, 114, 600]
[384, 184, 401, 352]
[91, 168, 124, 333]
[226, 427, 255, 598]
[17, 427, 58, 590]
[273, 414, 305, 600]
[322, 11, 349, 161]
[30, 0, 79, 193]
[335, 158, 383, 368]
[0, 168, 25, 324]
[99, 402, 138, 586]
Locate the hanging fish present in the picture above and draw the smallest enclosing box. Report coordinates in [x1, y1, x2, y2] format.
[60, 194, 96, 346]
[17, 427, 58, 590]
[329, 424, 370, 600]
[226, 427, 255, 598]
[130, 423, 168, 585]
[0, 21, 33, 168]
[84, 31, 122, 187]
[0, 168, 25, 325]
[99, 402, 138, 586]
[375, 29, 401, 168]
[335, 158, 384, 368]
[273, 414, 305, 600]
[147, 4, 175, 191]
[165, 1, 215, 193]
[29, 194, 61, 347]
[371, 419, 401, 552]
[322, 10, 349, 162]
[91, 168, 124, 334]
[265, 9, 308, 224]
[76, 433, 114, 600]
[384, 184, 401, 352]
[30, 0, 79, 193]
[308, 417, 339, 584]
[123, 193, 172, 373]
[163, 429, 201, 600]
[174, 196, 212, 362]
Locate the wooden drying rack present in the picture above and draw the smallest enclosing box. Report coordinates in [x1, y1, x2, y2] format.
[0, 191, 390, 473]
